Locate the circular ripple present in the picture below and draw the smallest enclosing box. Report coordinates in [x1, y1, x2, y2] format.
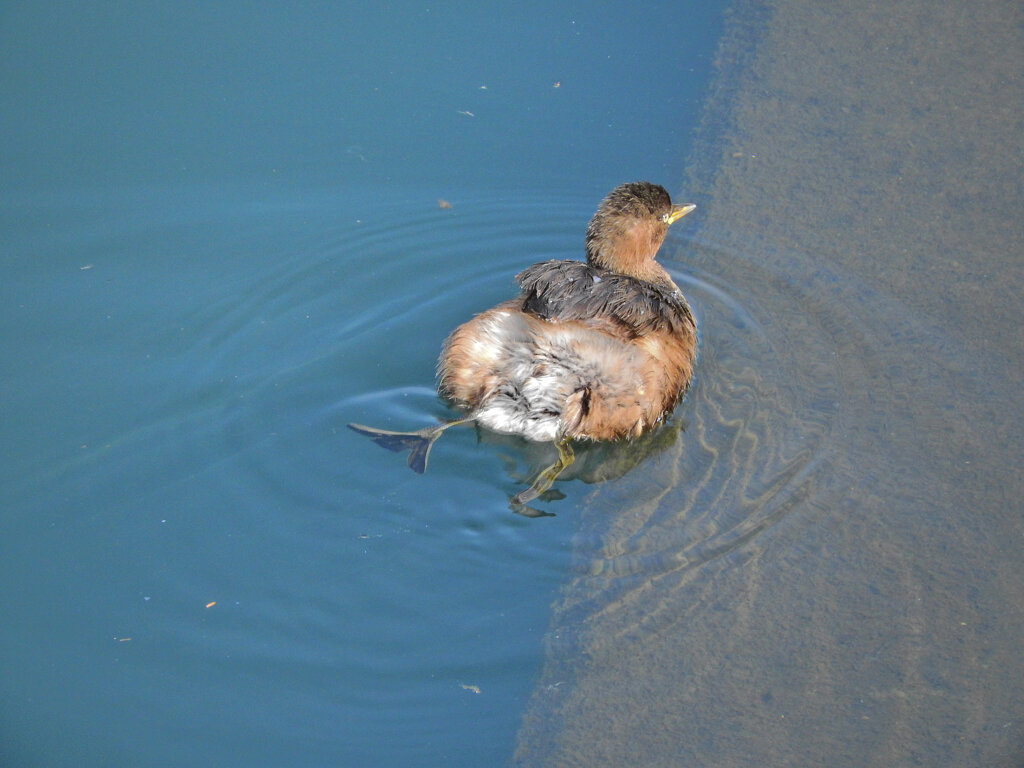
[199, 189, 597, 518]
[555, 229, 919, 619]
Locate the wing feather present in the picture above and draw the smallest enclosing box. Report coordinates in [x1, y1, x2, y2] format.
[515, 260, 694, 337]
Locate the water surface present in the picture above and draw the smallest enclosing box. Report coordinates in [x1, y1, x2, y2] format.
[514, 0, 1024, 765]
[0, 3, 724, 765]
[4, 1, 1020, 766]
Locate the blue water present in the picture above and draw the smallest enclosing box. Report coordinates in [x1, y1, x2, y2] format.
[1, 3, 724, 766]
[1, 3, 717, 193]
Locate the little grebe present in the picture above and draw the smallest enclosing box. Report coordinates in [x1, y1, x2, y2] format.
[350, 181, 697, 509]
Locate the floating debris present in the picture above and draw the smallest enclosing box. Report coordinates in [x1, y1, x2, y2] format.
[456, 110, 475, 117]
[437, 199, 453, 210]
[460, 683, 482, 694]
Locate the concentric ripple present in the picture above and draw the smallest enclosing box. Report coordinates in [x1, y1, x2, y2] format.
[528, 227, 944, 644]
[204, 189, 594, 518]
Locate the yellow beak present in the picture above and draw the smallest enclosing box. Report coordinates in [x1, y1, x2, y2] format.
[664, 203, 697, 225]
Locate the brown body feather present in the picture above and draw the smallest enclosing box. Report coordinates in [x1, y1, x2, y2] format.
[438, 258, 696, 442]
[351, 181, 697, 507]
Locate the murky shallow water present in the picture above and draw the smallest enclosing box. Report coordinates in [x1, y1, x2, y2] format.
[514, 0, 1024, 764]
[517, 227, 1023, 764]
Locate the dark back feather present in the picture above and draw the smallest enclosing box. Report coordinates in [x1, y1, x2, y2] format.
[516, 260, 695, 338]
